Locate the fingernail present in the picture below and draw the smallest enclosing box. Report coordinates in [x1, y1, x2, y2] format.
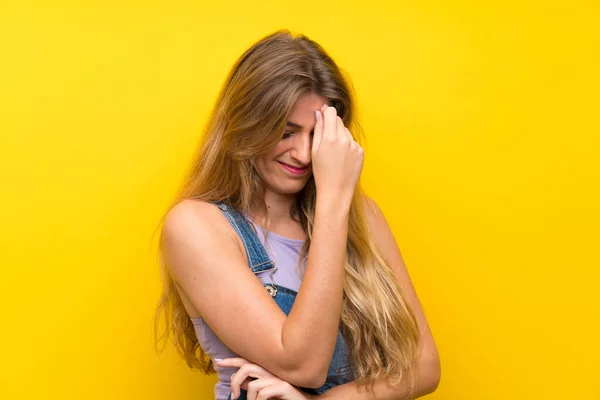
[214, 358, 223, 362]
[314, 110, 319, 120]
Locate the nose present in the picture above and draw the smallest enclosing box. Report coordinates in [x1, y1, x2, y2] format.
[289, 132, 312, 166]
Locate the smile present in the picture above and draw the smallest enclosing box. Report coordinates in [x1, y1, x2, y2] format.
[278, 161, 309, 175]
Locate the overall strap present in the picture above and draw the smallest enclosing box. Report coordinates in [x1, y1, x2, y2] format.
[211, 202, 275, 273]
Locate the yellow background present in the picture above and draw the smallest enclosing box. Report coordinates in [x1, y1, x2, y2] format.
[1, 1, 598, 399]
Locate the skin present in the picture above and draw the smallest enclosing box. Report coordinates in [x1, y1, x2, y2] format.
[165, 92, 441, 399]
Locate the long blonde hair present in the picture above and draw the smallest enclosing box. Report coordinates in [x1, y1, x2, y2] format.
[154, 29, 420, 394]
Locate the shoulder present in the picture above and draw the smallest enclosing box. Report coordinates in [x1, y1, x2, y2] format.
[163, 199, 239, 239]
[162, 199, 244, 273]
[361, 194, 404, 267]
[164, 199, 220, 226]
[362, 194, 386, 232]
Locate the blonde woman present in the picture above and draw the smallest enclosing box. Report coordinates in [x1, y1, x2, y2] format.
[155, 30, 440, 400]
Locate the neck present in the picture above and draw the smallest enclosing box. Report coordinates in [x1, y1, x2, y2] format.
[249, 190, 298, 226]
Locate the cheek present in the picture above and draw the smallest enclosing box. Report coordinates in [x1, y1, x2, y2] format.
[255, 157, 276, 180]
[257, 146, 284, 169]
[254, 158, 267, 177]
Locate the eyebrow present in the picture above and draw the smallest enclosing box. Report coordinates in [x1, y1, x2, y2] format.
[286, 121, 315, 134]
[286, 121, 303, 129]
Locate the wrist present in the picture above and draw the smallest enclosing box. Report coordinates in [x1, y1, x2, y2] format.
[316, 194, 351, 216]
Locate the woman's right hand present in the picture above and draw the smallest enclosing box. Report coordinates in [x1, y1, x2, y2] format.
[216, 357, 317, 400]
[311, 104, 364, 206]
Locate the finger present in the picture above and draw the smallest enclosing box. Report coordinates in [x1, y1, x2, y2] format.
[345, 127, 354, 142]
[240, 376, 253, 392]
[230, 369, 248, 400]
[246, 377, 280, 400]
[231, 376, 252, 400]
[324, 105, 337, 140]
[257, 381, 294, 400]
[312, 109, 323, 154]
[230, 364, 274, 399]
[336, 116, 348, 142]
[214, 358, 251, 368]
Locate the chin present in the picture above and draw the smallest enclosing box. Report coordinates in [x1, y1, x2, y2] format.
[279, 184, 308, 195]
[269, 179, 310, 195]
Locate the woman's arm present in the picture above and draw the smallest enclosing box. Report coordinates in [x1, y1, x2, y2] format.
[221, 347, 439, 400]
[318, 347, 440, 399]
[320, 196, 441, 399]
[163, 197, 349, 388]
[314, 197, 442, 399]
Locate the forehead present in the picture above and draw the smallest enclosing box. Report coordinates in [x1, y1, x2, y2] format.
[287, 93, 329, 127]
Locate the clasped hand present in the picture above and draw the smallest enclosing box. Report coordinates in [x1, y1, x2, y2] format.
[214, 358, 317, 400]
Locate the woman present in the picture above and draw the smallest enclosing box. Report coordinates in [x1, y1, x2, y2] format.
[155, 30, 441, 400]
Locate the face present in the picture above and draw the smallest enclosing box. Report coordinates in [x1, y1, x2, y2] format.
[255, 93, 328, 196]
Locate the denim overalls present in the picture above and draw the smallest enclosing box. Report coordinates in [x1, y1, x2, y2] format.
[213, 202, 354, 399]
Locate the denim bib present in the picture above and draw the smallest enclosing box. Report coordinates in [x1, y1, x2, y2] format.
[213, 202, 353, 398]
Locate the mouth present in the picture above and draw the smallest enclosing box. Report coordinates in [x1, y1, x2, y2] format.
[277, 161, 310, 175]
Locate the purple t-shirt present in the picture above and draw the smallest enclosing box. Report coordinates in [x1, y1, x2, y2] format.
[190, 217, 307, 400]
